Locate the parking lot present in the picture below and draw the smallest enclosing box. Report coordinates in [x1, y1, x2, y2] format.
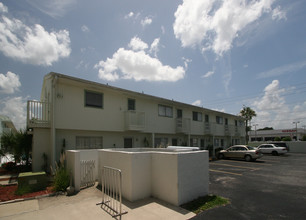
[193, 153, 306, 220]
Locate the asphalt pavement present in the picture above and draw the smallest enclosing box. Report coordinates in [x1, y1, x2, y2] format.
[193, 153, 306, 220]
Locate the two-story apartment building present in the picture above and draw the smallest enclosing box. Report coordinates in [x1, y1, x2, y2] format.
[27, 72, 245, 171]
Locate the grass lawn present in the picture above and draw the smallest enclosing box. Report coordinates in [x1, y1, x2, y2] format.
[181, 194, 230, 214]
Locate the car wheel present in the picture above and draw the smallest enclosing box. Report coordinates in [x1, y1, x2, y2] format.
[218, 153, 225, 159]
[272, 151, 278, 156]
[245, 155, 252, 162]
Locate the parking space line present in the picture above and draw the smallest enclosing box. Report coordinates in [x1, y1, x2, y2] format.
[210, 169, 242, 176]
[217, 160, 273, 166]
[210, 163, 259, 170]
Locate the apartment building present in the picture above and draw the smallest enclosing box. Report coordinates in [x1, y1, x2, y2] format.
[27, 72, 245, 171]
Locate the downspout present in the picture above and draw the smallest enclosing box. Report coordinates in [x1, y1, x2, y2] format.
[51, 75, 58, 169]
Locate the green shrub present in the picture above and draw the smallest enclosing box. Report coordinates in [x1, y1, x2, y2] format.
[15, 184, 31, 195]
[52, 153, 70, 192]
[1, 161, 15, 171]
[282, 137, 291, 141]
[53, 166, 70, 192]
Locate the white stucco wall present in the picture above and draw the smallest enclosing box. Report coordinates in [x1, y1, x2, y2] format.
[32, 128, 51, 172]
[96, 148, 208, 206]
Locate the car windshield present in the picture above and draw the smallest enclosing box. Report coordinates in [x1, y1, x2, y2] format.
[246, 146, 256, 150]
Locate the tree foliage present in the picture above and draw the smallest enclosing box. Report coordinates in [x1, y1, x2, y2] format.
[239, 106, 257, 144]
[0, 129, 32, 165]
[258, 127, 274, 131]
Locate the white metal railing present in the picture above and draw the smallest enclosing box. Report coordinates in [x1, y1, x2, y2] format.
[124, 111, 145, 131]
[27, 100, 50, 127]
[80, 160, 95, 188]
[97, 166, 127, 219]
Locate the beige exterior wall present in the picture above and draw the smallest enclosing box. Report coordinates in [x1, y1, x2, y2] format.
[29, 73, 245, 171]
[32, 128, 51, 172]
[94, 149, 209, 206]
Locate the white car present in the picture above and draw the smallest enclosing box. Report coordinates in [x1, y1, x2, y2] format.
[257, 144, 288, 156]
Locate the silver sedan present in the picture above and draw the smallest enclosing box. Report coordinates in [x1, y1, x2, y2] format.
[218, 145, 263, 162]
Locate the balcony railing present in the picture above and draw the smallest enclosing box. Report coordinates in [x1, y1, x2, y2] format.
[176, 118, 190, 134]
[204, 122, 215, 135]
[27, 100, 50, 128]
[124, 111, 145, 131]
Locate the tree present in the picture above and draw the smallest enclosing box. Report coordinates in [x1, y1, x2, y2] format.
[0, 129, 32, 165]
[239, 106, 257, 144]
[258, 127, 274, 131]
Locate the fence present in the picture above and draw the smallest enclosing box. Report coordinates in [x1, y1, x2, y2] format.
[97, 166, 127, 219]
[80, 160, 96, 188]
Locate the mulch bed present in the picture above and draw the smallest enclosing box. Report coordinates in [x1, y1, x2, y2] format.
[0, 184, 54, 202]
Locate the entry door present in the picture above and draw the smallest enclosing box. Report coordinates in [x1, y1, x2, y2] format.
[124, 138, 133, 148]
[172, 138, 178, 146]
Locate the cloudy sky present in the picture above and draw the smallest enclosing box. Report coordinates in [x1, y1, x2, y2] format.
[0, 0, 306, 130]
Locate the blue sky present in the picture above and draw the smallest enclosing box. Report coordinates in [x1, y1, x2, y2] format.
[0, 0, 306, 130]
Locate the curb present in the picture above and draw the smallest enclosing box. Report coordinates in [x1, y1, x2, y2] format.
[0, 192, 58, 206]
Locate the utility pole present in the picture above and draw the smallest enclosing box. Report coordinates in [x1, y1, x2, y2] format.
[293, 121, 300, 141]
[253, 124, 258, 141]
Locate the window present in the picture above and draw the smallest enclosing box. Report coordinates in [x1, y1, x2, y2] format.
[158, 105, 173, 117]
[76, 136, 103, 149]
[85, 90, 103, 108]
[128, 98, 135, 110]
[216, 116, 223, 124]
[225, 118, 228, 125]
[193, 111, 202, 121]
[177, 109, 182, 118]
[205, 114, 209, 123]
[235, 120, 238, 126]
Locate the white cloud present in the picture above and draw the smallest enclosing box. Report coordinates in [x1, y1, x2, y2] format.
[128, 36, 148, 51]
[202, 71, 214, 78]
[253, 80, 285, 111]
[95, 37, 185, 82]
[0, 7, 71, 66]
[0, 2, 8, 13]
[81, 25, 90, 32]
[25, 0, 76, 18]
[125, 12, 134, 19]
[0, 71, 21, 94]
[173, 0, 275, 56]
[257, 60, 306, 79]
[149, 38, 160, 57]
[272, 6, 287, 21]
[251, 80, 306, 129]
[95, 48, 185, 82]
[182, 57, 192, 69]
[141, 17, 152, 27]
[161, 26, 166, 34]
[0, 96, 27, 130]
[192, 100, 202, 106]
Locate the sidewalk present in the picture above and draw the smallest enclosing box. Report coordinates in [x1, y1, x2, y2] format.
[0, 183, 195, 220]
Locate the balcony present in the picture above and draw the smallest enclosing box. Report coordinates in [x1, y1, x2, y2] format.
[224, 125, 231, 136]
[124, 111, 145, 131]
[204, 122, 215, 135]
[176, 118, 190, 134]
[27, 101, 50, 128]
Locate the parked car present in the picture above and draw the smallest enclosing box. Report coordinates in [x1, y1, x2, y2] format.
[268, 142, 289, 151]
[217, 145, 263, 162]
[257, 144, 288, 156]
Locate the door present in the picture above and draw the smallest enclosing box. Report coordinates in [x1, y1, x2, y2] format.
[172, 138, 178, 146]
[124, 138, 133, 148]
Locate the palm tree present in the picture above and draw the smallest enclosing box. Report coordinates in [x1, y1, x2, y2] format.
[239, 106, 257, 144]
